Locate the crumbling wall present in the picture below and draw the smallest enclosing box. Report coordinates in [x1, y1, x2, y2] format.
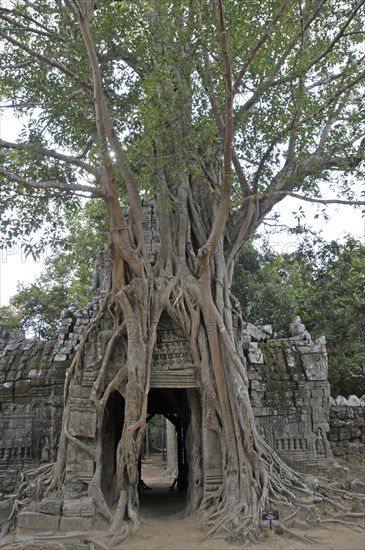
[0, 328, 69, 495]
[0, 314, 335, 500]
[245, 317, 332, 464]
[328, 395, 365, 457]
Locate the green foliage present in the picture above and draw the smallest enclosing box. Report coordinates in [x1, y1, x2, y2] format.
[299, 237, 365, 397]
[232, 240, 309, 332]
[0, 0, 364, 253]
[10, 279, 68, 340]
[9, 200, 109, 339]
[0, 305, 23, 331]
[233, 236, 365, 397]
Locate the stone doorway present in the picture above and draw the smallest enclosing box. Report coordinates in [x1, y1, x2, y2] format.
[100, 387, 201, 511]
[140, 387, 201, 514]
[101, 390, 125, 506]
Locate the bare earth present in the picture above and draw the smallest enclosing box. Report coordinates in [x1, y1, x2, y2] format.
[1, 454, 364, 549]
[114, 455, 365, 550]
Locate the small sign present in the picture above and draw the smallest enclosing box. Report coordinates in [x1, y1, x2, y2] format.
[262, 510, 279, 530]
[262, 510, 279, 521]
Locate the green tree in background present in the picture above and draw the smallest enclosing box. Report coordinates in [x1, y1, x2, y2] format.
[0, 305, 23, 331]
[7, 200, 109, 339]
[300, 237, 365, 397]
[233, 239, 307, 331]
[233, 236, 365, 396]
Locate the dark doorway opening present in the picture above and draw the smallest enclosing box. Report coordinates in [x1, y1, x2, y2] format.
[101, 390, 125, 506]
[100, 387, 200, 514]
[139, 388, 197, 515]
[144, 388, 190, 491]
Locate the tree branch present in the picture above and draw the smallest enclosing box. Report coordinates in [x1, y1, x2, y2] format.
[233, 0, 326, 116]
[233, 0, 291, 93]
[299, 136, 365, 176]
[252, 69, 365, 190]
[0, 13, 59, 39]
[232, 150, 251, 197]
[65, 0, 147, 277]
[202, 0, 234, 257]
[0, 5, 51, 35]
[241, 191, 365, 207]
[0, 168, 104, 198]
[306, 0, 365, 73]
[0, 139, 98, 176]
[0, 30, 92, 91]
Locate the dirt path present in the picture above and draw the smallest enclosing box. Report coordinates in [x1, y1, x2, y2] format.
[113, 455, 365, 550]
[1, 454, 364, 549]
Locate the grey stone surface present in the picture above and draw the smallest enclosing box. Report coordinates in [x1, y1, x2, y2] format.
[18, 511, 60, 531]
[335, 396, 348, 406]
[246, 322, 332, 464]
[348, 395, 362, 407]
[329, 402, 365, 457]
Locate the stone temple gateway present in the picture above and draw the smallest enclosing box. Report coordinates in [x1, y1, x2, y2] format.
[0, 208, 333, 531]
[1, 282, 332, 530]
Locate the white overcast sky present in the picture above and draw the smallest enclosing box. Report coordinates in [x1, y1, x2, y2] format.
[1, 113, 364, 307]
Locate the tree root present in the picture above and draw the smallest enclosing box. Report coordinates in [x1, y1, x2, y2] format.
[197, 437, 365, 545]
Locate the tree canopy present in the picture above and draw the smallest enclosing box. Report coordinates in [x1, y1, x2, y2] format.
[1, 0, 364, 255]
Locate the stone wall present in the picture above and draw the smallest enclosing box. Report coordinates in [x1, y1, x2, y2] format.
[0, 328, 69, 495]
[244, 317, 332, 465]
[1, 310, 335, 500]
[328, 395, 365, 458]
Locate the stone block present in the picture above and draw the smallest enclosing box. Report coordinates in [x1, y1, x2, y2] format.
[250, 379, 265, 391]
[335, 396, 348, 406]
[338, 429, 351, 441]
[244, 322, 271, 342]
[348, 395, 362, 407]
[38, 497, 63, 516]
[248, 343, 264, 364]
[18, 511, 60, 531]
[332, 447, 346, 456]
[68, 410, 96, 438]
[60, 516, 94, 532]
[351, 427, 361, 438]
[311, 388, 324, 398]
[14, 379, 30, 396]
[0, 385, 14, 401]
[301, 353, 327, 380]
[63, 497, 95, 518]
[69, 385, 92, 399]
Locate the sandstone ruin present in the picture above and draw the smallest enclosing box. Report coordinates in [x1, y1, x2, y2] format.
[1, 255, 344, 531]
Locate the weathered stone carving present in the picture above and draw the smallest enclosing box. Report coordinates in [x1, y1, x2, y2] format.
[244, 321, 332, 464]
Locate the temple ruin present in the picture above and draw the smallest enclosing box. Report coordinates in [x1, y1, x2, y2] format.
[2, 203, 360, 531]
[0, 256, 338, 530]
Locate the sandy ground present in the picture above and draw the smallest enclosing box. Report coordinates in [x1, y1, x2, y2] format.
[1, 454, 364, 549]
[113, 455, 365, 550]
